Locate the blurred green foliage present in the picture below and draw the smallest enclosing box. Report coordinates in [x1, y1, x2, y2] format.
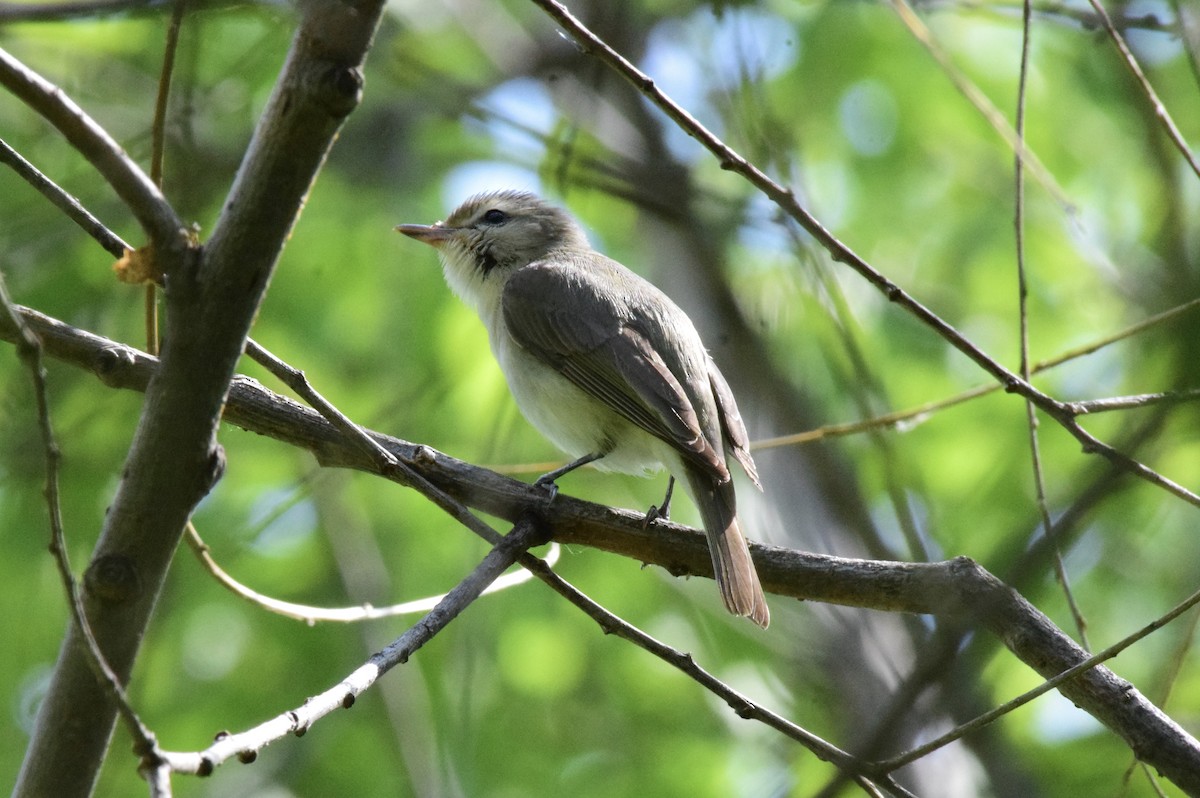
[2, 1, 1200, 796]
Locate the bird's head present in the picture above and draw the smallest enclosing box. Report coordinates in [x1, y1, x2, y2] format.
[397, 190, 589, 312]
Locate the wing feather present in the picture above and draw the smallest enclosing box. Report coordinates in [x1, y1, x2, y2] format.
[503, 260, 728, 481]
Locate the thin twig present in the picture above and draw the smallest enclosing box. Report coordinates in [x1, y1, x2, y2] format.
[144, 0, 187, 356]
[241, 339, 511, 549]
[527, 0, 1200, 510]
[1123, 594, 1200, 794]
[1085, 0, 1200, 182]
[750, 296, 1200, 452]
[0, 137, 128, 257]
[1014, 0, 1089, 649]
[499, 545, 895, 793]
[0, 272, 164, 775]
[155, 517, 547, 776]
[874, 580, 1200, 774]
[808, 238, 928, 561]
[1038, 297, 1200, 369]
[1066, 389, 1200, 415]
[150, 2, 185, 188]
[923, 0, 1176, 32]
[183, 519, 561, 623]
[0, 46, 184, 247]
[889, 0, 1073, 212]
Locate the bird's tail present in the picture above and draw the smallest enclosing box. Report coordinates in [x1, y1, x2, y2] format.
[684, 467, 770, 628]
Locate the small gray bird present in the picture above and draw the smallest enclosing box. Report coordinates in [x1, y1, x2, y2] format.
[397, 190, 769, 628]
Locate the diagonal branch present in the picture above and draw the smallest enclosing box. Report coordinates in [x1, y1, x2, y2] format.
[526, 0, 1200, 510]
[1085, 0, 1200, 181]
[0, 276, 166, 789]
[0, 46, 184, 248]
[157, 516, 546, 779]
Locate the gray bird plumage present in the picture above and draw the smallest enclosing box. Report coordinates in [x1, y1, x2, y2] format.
[397, 190, 769, 627]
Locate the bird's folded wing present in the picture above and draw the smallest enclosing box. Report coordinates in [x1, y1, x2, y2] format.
[503, 262, 728, 482]
[707, 358, 761, 490]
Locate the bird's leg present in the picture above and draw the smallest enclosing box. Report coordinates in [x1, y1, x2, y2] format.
[534, 452, 604, 503]
[643, 475, 676, 528]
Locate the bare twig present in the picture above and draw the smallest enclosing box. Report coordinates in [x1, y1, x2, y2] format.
[0, 137, 129, 257]
[1065, 389, 1200, 415]
[526, 0, 1200, 510]
[875, 581, 1200, 774]
[1014, 0, 1088, 649]
[0, 274, 165, 782]
[144, 0, 187, 356]
[0, 46, 184, 247]
[150, 2, 185, 189]
[751, 296, 1200, 452]
[923, 0, 1177, 32]
[1038, 297, 1200, 369]
[155, 517, 547, 777]
[241, 338, 514, 550]
[496, 542, 882, 791]
[888, 0, 1073, 211]
[1085, 0, 1200, 182]
[183, 519, 561, 623]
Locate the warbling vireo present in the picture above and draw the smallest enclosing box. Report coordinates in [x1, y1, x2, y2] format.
[397, 190, 769, 628]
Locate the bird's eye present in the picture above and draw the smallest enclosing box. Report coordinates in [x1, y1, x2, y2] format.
[482, 209, 507, 225]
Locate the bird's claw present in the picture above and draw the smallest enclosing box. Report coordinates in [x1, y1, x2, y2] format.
[642, 502, 669, 529]
[534, 476, 560, 504]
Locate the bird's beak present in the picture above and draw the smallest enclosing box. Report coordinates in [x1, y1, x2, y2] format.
[395, 222, 454, 249]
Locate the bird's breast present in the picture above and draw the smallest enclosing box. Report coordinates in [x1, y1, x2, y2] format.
[488, 312, 671, 477]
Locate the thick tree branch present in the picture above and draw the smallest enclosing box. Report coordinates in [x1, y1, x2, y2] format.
[10, 2, 386, 796]
[5, 304, 1199, 794]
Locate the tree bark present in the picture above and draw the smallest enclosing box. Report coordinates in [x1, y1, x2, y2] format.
[12, 3, 385, 795]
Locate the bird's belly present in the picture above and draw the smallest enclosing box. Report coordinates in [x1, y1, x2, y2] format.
[495, 337, 670, 477]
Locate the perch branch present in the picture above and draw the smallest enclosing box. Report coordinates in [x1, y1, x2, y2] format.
[3, 305, 1198, 794]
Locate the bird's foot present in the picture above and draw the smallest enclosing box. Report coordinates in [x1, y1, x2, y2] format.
[533, 474, 560, 505]
[642, 476, 676, 529]
[642, 502, 669, 529]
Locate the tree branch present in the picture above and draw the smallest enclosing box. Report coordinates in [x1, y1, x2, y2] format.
[5, 304, 1199, 794]
[155, 516, 547, 781]
[526, 0, 1200, 510]
[0, 46, 184, 248]
[10, 2, 386, 795]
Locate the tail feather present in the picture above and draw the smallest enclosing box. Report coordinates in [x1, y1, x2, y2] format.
[684, 467, 770, 628]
